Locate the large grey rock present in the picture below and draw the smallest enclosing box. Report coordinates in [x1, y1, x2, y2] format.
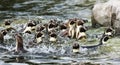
[91, 0, 120, 35]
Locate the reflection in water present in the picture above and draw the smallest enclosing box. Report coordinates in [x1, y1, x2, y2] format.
[4, 56, 25, 63]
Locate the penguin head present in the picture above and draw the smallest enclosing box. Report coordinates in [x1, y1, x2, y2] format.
[60, 23, 67, 30]
[4, 19, 12, 26]
[80, 27, 86, 32]
[72, 43, 80, 53]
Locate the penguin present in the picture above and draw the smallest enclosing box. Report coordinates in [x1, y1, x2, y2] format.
[77, 27, 87, 40]
[104, 27, 115, 37]
[72, 35, 110, 53]
[23, 20, 36, 34]
[4, 19, 12, 29]
[68, 19, 76, 38]
[36, 32, 44, 43]
[14, 33, 27, 54]
[59, 23, 68, 37]
[72, 43, 80, 53]
[49, 32, 57, 42]
[47, 20, 58, 32]
[36, 24, 45, 32]
[75, 20, 85, 39]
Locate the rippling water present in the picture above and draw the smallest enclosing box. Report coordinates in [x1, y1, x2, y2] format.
[0, 0, 95, 20]
[1, 0, 120, 65]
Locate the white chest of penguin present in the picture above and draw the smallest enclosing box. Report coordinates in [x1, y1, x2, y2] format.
[49, 37, 57, 42]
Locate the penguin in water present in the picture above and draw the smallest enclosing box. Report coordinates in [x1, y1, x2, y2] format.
[4, 19, 12, 30]
[72, 43, 80, 53]
[0, 30, 10, 53]
[23, 20, 36, 34]
[36, 24, 45, 32]
[72, 35, 110, 53]
[75, 18, 85, 39]
[47, 20, 58, 32]
[49, 32, 57, 42]
[59, 23, 67, 32]
[36, 32, 44, 43]
[14, 33, 27, 54]
[68, 19, 76, 38]
[0, 29, 8, 45]
[4, 19, 16, 32]
[104, 27, 115, 37]
[59, 23, 68, 37]
[2, 33, 27, 54]
[76, 26, 87, 40]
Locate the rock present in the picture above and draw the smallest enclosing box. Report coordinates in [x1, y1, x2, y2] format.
[91, 0, 120, 35]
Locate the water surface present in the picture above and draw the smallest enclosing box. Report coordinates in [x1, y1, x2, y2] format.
[1, 0, 120, 65]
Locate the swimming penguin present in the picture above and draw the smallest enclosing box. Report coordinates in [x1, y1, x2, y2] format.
[72, 35, 110, 53]
[36, 32, 44, 43]
[104, 27, 115, 37]
[0, 29, 8, 45]
[14, 33, 27, 54]
[1, 29, 7, 36]
[59, 23, 69, 37]
[4, 19, 12, 29]
[75, 19, 84, 39]
[4, 19, 16, 32]
[23, 20, 36, 34]
[68, 19, 76, 38]
[36, 24, 45, 32]
[29, 20, 37, 31]
[81, 35, 110, 48]
[49, 32, 57, 42]
[60, 23, 67, 31]
[48, 20, 58, 32]
[77, 27, 87, 40]
[49, 19, 58, 28]
[72, 43, 80, 53]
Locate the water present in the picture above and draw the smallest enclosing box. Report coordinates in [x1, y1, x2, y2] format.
[0, 0, 120, 65]
[0, 0, 95, 20]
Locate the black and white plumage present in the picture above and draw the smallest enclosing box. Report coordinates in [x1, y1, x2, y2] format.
[72, 35, 110, 53]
